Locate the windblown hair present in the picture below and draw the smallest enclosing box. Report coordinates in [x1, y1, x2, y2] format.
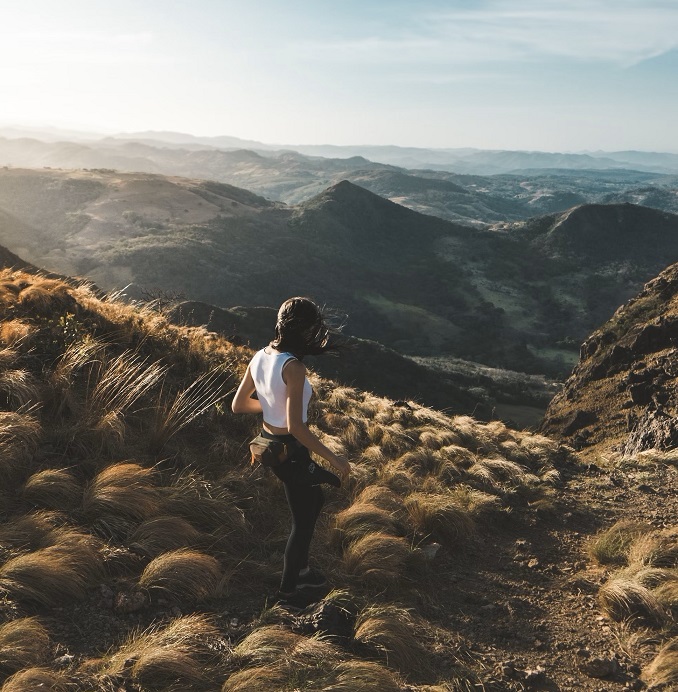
[269, 296, 343, 359]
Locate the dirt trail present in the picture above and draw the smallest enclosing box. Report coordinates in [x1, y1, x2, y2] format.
[429, 454, 677, 690]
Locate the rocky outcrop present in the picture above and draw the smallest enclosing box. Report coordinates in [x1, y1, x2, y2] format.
[541, 262, 678, 455]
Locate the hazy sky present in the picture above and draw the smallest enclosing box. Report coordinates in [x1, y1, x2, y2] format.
[1, 0, 676, 151]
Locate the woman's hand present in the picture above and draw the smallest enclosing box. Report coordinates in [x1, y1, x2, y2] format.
[331, 454, 351, 482]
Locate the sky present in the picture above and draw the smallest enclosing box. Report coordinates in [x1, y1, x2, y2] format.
[0, 0, 677, 151]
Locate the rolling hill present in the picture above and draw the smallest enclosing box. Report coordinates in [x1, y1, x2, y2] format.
[3, 168, 678, 385]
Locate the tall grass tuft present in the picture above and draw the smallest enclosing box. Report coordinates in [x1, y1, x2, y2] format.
[333, 502, 404, 549]
[221, 665, 288, 692]
[342, 533, 411, 584]
[628, 528, 678, 568]
[354, 604, 427, 675]
[0, 369, 41, 411]
[404, 492, 475, 544]
[598, 576, 666, 624]
[0, 617, 50, 677]
[150, 366, 232, 452]
[0, 412, 41, 481]
[588, 520, 653, 566]
[0, 540, 104, 607]
[138, 548, 221, 603]
[323, 661, 403, 692]
[21, 469, 81, 511]
[129, 516, 203, 558]
[103, 614, 225, 690]
[83, 462, 161, 539]
[0, 667, 70, 691]
[642, 637, 678, 688]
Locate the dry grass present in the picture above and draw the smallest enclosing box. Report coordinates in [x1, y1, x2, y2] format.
[103, 614, 225, 689]
[0, 617, 50, 676]
[83, 462, 161, 538]
[0, 411, 41, 480]
[342, 533, 411, 584]
[0, 667, 70, 692]
[0, 369, 40, 410]
[21, 469, 81, 511]
[0, 540, 104, 607]
[598, 576, 666, 624]
[628, 528, 678, 568]
[588, 520, 653, 566]
[138, 548, 221, 603]
[0, 511, 66, 552]
[323, 661, 403, 692]
[642, 637, 678, 688]
[333, 502, 404, 548]
[354, 604, 427, 675]
[129, 516, 203, 558]
[221, 665, 288, 692]
[404, 492, 475, 544]
[150, 365, 232, 451]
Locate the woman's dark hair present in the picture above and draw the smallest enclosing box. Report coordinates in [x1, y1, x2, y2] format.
[270, 297, 344, 359]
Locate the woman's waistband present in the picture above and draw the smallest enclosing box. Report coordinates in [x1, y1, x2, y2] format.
[260, 429, 297, 443]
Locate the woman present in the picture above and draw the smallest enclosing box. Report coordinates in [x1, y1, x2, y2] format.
[231, 297, 351, 608]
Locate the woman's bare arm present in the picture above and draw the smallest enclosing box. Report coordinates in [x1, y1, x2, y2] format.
[284, 360, 351, 480]
[231, 364, 263, 414]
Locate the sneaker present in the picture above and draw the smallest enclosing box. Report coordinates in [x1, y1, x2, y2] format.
[296, 567, 328, 589]
[272, 588, 318, 610]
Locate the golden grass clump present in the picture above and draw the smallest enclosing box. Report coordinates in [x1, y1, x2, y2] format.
[138, 548, 221, 603]
[83, 462, 161, 537]
[221, 665, 288, 692]
[0, 511, 65, 552]
[0, 540, 104, 607]
[342, 533, 411, 584]
[150, 365, 232, 451]
[628, 528, 678, 568]
[231, 625, 305, 666]
[0, 667, 70, 692]
[21, 469, 82, 511]
[641, 637, 678, 688]
[323, 660, 403, 692]
[405, 491, 475, 544]
[0, 321, 34, 348]
[16, 279, 77, 316]
[598, 576, 666, 624]
[129, 516, 203, 558]
[0, 617, 50, 676]
[333, 502, 404, 549]
[588, 520, 653, 566]
[353, 485, 403, 513]
[354, 604, 427, 674]
[0, 370, 40, 410]
[0, 411, 41, 478]
[103, 614, 225, 689]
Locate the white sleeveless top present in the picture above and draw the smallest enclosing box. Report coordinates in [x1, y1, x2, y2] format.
[249, 348, 313, 428]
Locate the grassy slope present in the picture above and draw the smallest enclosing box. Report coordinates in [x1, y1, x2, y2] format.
[0, 266, 577, 691]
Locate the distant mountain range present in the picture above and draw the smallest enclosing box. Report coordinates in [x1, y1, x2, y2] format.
[0, 130, 677, 227]
[2, 167, 678, 384]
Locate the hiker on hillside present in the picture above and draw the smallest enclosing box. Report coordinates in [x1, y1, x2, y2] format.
[231, 296, 351, 608]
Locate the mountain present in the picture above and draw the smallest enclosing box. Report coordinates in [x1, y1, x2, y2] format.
[2, 135, 678, 227]
[541, 260, 678, 455]
[3, 168, 678, 381]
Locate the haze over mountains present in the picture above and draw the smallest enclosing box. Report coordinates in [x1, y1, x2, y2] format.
[1, 127, 677, 228]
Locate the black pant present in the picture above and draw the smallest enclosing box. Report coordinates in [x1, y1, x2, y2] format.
[261, 431, 326, 592]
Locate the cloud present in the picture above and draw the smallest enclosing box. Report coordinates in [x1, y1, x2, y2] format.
[295, 0, 678, 69]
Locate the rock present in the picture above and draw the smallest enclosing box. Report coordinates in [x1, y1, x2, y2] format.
[527, 558, 540, 569]
[562, 409, 598, 436]
[53, 654, 74, 667]
[292, 600, 354, 639]
[114, 589, 147, 613]
[421, 542, 441, 561]
[524, 666, 546, 686]
[580, 656, 620, 678]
